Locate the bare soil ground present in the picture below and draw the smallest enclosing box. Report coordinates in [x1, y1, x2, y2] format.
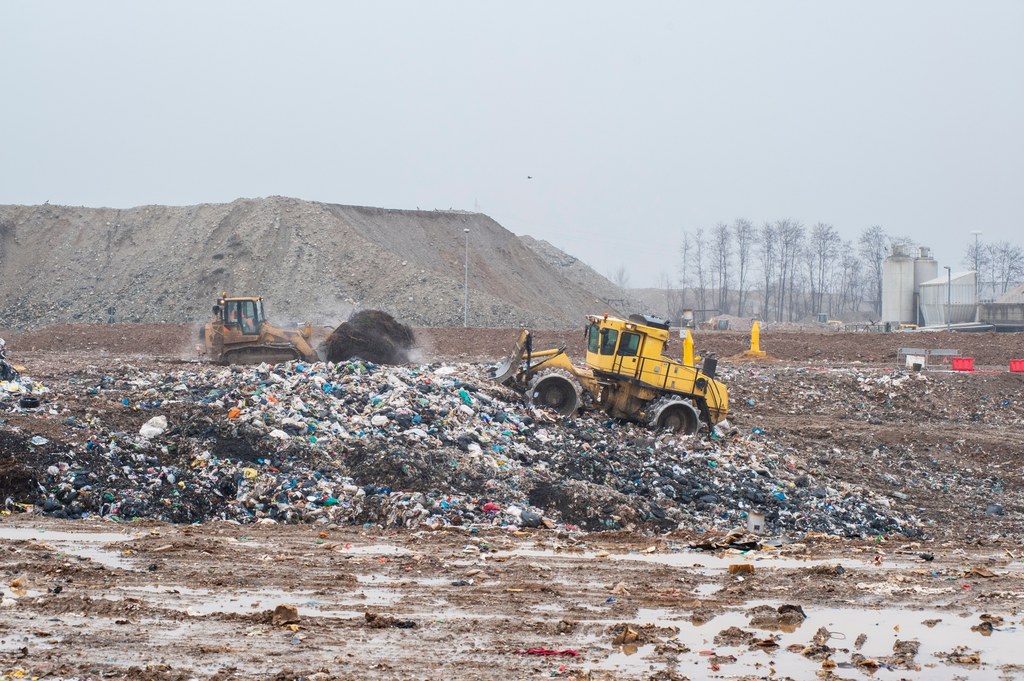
[1, 326, 1023, 680]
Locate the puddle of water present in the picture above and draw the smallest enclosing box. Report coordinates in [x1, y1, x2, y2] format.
[118, 584, 401, 615]
[590, 643, 658, 671]
[493, 546, 916, 570]
[530, 602, 566, 613]
[693, 582, 723, 597]
[356, 574, 450, 587]
[53, 543, 135, 570]
[0, 527, 139, 570]
[610, 550, 918, 570]
[0, 587, 46, 602]
[335, 544, 410, 556]
[585, 605, 1021, 680]
[0, 528, 135, 542]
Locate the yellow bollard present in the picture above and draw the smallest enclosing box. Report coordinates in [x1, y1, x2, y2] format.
[683, 329, 695, 367]
[745, 321, 766, 357]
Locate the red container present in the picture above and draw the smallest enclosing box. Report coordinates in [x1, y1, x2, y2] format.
[1010, 359, 1024, 373]
[952, 357, 975, 372]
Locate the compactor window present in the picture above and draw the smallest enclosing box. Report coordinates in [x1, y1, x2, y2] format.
[587, 324, 600, 353]
[618, 332, 640, 356]
[600, 328, 618, 355]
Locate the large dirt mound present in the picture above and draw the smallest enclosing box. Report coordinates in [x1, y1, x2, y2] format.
[0, 198, 624, 331]
[323, 310, 416, 364]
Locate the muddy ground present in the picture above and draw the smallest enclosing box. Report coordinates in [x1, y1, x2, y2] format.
[1, 325, 1023, 680]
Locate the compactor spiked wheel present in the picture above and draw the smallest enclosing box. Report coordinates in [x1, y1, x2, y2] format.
[648, 397, 701, 434]
[527, 368, 583, 416]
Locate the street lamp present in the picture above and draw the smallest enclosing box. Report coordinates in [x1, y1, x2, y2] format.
[944, 266, 951, 331]
[970, 230, 982, 298]
[463, 228, 470, 327]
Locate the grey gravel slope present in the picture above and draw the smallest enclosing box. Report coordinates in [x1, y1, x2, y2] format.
[0, 197, 624, 330]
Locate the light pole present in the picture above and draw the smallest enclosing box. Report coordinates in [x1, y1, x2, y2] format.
[970, 230, 982, 272]
[463, 228, 470, 327]
[944, 266, 951, 331]
[970, 230, 982, 298]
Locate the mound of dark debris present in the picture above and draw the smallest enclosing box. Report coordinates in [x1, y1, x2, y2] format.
[322, 310, 415, 364]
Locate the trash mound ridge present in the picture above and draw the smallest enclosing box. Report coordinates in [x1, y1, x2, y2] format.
[0, 359, 922, 537]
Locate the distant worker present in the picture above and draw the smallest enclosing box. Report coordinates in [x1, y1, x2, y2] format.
[239, 306, 256, 334]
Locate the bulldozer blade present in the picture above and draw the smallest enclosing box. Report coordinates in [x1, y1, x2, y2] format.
[490, 329, 530, 385]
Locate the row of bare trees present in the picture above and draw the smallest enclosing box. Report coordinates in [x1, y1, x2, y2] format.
[962, 241, 1024, 299]
[614, 222, 1022, 324]
[672, 221, 1024, 324]
[674, 220, 893, 323]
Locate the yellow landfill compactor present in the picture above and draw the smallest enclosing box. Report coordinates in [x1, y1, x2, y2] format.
[492, 313, 728, 434]
[200, 293, 320, 364]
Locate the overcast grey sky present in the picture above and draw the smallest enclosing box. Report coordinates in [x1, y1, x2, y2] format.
[2, 1, 1022, 287]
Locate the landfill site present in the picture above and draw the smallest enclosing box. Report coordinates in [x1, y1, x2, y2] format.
[1, 201, 1023, 681]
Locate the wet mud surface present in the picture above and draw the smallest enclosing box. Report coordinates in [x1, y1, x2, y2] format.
[0, 520, 1021, 680]
[1, 326, 1023, 679]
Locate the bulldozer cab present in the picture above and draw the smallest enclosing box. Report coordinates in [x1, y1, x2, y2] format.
[217, 297, 265, 337]
[585, 314, 670, 380]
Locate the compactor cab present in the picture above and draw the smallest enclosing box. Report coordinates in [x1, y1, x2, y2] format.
[492, 313, 729, 434]
[201, 293, 320, 365]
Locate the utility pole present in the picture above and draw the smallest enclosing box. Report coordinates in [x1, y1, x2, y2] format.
[970, 230, 982, 298]
[944, 266, 951, 331]
[463, 228, 470, 327]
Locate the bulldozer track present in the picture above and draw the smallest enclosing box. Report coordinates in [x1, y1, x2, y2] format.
[220, 346, 301, 366]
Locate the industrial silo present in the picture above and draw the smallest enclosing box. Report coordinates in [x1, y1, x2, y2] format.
[882, 245, 915, 324]
[913, 247, 938, 325]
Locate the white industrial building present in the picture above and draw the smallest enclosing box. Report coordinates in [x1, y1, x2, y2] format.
[881, 244, 983, 328]
[919, 271, 978, 326]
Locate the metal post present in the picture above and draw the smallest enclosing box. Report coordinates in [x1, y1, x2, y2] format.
[944, 266, 951, 331]
[970, 230, 982, 299]
[463, 228, 470, 327]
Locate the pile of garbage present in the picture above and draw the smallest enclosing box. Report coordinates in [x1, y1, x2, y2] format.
[0, 358, 924, 537]
[322, 310, 415, 364]
[0, 338, 18, 381]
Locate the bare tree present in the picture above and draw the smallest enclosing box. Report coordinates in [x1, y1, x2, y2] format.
[756, 221, 778, 321]
[656, 272, 680, 320]
[858, 225, 888, 318]
[609, 265, 630, 290]
[710, 222, 732, 315]
[835, 242, 862, 316]
[678, 231, 694, 308]
[774, 219, 804, 322]
[961, 239, 988, 276]
[733, 218, 754, 316]
[989, 241, 1024, 295]
[809, 222, 841, 315]
[691, 228, 710, 321]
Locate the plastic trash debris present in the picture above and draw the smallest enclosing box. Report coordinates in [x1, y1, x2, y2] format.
[139, 415, 168, 438]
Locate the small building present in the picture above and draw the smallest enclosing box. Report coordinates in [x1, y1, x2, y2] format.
[919, 271, 978, 326]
